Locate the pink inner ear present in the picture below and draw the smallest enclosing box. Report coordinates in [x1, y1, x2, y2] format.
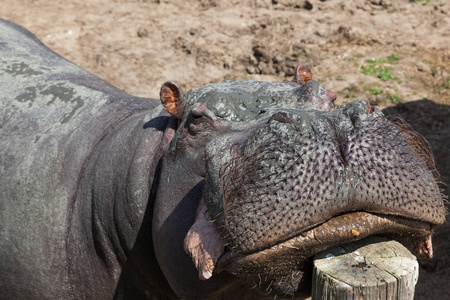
[161, 87, 179, 113]
[293, 65, 313, 85]
[160, 82, 185, 119]
[184, 198, 226, 280]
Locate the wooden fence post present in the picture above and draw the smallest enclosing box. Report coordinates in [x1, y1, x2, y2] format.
[312, 236, 418, 300]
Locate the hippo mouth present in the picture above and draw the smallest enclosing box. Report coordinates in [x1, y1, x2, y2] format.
[215, 211, 434, 271]
[185, 199, 435, 297]
[215, 211, 434, 297]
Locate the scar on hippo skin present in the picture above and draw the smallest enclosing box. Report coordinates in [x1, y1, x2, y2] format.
[160, 81, 186, 120]
[184, 197, 226, 280]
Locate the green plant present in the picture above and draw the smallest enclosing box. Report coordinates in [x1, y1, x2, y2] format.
[443, 79, 450, 89]
[370, 89, 383, 95]
[386, 93, 403, 104]
[360, 54, 402, 82]
[345, 86, 357, 98]
[362, 66, 379, 75]
[345, 93, 355, 99]
[364, 86, 383, 95]
[387, 54, 401, 64]
[366, 57, 386, 64]
[378, 70, 394, 80]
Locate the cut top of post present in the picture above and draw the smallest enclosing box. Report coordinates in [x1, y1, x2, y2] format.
[312, 236, 418, 300]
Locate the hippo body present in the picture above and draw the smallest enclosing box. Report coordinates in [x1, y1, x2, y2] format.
[0, 19, 446, 299]
[0, 19, 171, 299]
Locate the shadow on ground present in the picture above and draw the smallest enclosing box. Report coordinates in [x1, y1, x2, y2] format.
[383, 99, 449, 300]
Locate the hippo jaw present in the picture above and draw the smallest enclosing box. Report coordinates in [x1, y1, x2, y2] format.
[183, 99, 445, 298]
[185, 206, 436, 297]
[214, 212, 435, 297]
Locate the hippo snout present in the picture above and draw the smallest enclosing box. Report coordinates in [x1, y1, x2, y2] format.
[196, 99, 445, 295]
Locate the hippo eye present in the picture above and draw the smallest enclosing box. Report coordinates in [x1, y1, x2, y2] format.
[190, 112, 205, 124]
[188, 104, 217, 132]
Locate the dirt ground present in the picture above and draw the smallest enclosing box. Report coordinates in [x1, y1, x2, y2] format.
[1, 0, 449, 299]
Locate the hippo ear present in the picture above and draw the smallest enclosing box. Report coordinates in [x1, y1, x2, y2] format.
[160, 81, 186, 120]
[292, 65, 313, 85]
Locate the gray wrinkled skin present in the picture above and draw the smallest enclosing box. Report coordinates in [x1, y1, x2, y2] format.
[0, 19, 172, 299]
[0, 19, 446, 300]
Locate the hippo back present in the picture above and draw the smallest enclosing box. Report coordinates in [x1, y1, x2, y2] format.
[0, 19, 161, 297]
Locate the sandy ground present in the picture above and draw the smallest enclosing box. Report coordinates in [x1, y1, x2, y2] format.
[1, 0, 449, 299]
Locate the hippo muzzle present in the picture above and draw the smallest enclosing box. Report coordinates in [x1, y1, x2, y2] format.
[186, 98, 445, 297]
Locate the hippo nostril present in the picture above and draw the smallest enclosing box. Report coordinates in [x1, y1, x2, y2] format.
[328, 90, 337, 102]
[344, 99, 375, 118]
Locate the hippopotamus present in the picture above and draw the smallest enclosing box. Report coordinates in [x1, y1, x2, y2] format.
[0, 18, 446, 299]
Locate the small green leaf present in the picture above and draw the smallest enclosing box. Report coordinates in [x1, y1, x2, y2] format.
[443, 79, 450, 89]
[387, 54, 401, 63]
[387, 93, 403, 104]
[370, 89, 383, 95]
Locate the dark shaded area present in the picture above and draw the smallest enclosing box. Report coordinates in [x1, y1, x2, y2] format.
[383, 99, 449, 300]
[143, 116, 170, 130]
[113, 159, 176, 300]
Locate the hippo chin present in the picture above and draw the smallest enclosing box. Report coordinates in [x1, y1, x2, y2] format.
[0, 19, 446, 299]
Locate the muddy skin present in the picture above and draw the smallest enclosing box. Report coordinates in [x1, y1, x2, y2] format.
[0, 19, 446, 300]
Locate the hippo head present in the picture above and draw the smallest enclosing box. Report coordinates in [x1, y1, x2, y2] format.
[153, 65, 446, 298]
